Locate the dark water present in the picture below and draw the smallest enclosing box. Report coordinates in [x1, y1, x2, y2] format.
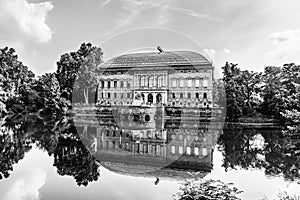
[1, 108, 300, 200]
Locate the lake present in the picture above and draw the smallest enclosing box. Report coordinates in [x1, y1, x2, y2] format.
[0, 107, 300, 200]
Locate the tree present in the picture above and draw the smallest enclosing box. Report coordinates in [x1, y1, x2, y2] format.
[261, 64, 300, 123]
[73, 47, 103, 104]
[173, 178, 242, 200]
[56, 43, 103, 103]
[222, 62, 244, 121]
[239, 70, 262, 115]
[0, 47, 35, 102]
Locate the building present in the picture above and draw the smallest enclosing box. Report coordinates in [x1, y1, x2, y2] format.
[74, 110, 221, 180]
[97, 49, 214, 108]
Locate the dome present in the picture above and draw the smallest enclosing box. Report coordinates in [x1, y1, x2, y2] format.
[101, 51, 212, 69]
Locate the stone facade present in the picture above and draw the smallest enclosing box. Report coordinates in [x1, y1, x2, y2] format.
[97, 50, 214, 108]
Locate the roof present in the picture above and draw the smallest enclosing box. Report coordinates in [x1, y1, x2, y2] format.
[101, 161, 209, 181]
[100, 51, 212, 69]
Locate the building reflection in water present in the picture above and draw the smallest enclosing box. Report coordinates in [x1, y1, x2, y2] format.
[74, 105, 222, 180]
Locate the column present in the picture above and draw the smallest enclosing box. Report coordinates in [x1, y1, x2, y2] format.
[162, 92, 166, 104]
[153, 93, 157, 104]
[145, 92, 148, 103]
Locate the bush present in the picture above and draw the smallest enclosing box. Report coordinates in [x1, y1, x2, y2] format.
[173, 179, 243, 200]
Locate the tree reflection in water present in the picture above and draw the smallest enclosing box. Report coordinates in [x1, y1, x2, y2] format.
[0, 114, 100, 186]
[2, 111, 300, 186]
[218, 124, 300, 182]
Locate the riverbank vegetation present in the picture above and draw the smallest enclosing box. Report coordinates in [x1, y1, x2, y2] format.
[0, 43, 103, 117]
[1, 44, 300, 127]
[221, 62, 300, 126]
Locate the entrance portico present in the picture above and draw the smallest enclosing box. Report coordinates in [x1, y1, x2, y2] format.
[134, 90, 167, 105]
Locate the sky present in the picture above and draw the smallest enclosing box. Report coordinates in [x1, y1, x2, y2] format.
[1, 0, 300, 75]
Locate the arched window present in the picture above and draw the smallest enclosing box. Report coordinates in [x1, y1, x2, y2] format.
[149, 76, 154, 87]
[187, 79, 192, 87]
[179, 79, 184, 88]
[203, 93, 207, 99]
[203, 78, 208, 88]
[157, 76, 163, 87]
[195, 79, 200, 87]
[140, 76, 145, 87]
[144, 77, 148, 87]
[172, 79, 176, 87]
[186, 147, 191, 155]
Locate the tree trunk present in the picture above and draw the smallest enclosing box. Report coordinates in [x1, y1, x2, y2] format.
[83, 88, 89, 104]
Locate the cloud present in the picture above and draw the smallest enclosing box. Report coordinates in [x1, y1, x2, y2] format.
[204, 48, 216, 59]
[164, 6, 219, 21]
[269, 29, 300, 44]
[224, 48, 231, 54]
[3, 169, 46, 200]
[267, 29, 300, 63]
[98, 0, 217, 36]
[99, 0, 113, 9]
[0, 0, 53, 43]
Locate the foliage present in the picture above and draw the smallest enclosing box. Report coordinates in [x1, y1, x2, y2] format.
[173, 178, 242, 200]
[0, 47, 35, 102]
[222, 62, 262, 121]
[56, 43, 103, 103]
[0, 113, 100, 186]
[260, 63, 300, 123]
[218, 125, 300, 182]
[278, 192, 300, 200]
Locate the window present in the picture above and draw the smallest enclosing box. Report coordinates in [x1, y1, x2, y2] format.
[120, 93, 123, 98]
[180, 93, 184, 98]
[179, 79, 184, 87]
[203, 93, 207, 99]
[127, 93, 130, 98]
[101, 81, 105, 88]
[172, 79, 176, 87]
[104, 80, 108, 88]
[114, 81, 117, 88]
[107, 93, 111, 99]
[187, 93, 191, 99]
[127, 81, 131, 88]
[172, 93, 176, 99]
[114, 93, 117, 98]
[202, 148, 208, 156]
[157, 76, 163, 87]
[187, 79, 192, 87]
[196, 93, 199, 99]
[171, 146, 176, 154]
[107, 81, 111, 89]
[203, 79, 208, 88]
[194, 147, 199, 156]
[195, 79, 200, 87]
[149, 76, 154, 87]
[186, 147, 191, 155]
[120, 81, 124, 88]
[178, 146, 183, 154]
[141, 76, 145, 87]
